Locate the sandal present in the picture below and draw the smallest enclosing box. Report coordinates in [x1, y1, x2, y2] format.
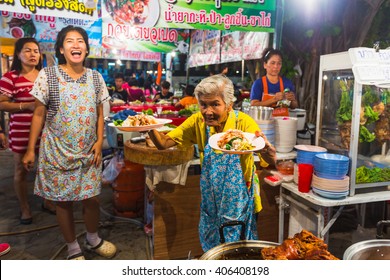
[20, 216, 32, 225]
[67, 252, 85, 260]
[0, 243, 11, 257]
[85, 239, 117, 259]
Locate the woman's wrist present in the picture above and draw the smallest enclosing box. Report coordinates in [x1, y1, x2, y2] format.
[19, 102, 23, 111]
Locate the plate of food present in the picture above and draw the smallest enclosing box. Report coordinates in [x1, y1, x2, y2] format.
[102, 36, 126, 50]
[109, 114, 172, 132]
[208, 129, 265, 154]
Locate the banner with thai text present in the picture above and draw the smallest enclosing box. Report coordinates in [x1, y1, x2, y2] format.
[221, 30, 269, 62]
[102, 49, 161, 62]
[101, 3, 190, 55]
[188, 29, 220, 68]
[220, 30, 242, 63]
[0, 0, 99, 20]
[101, 0, 276, 32]
[242, 31, 269, 60]
[188, 29, 269, 67]
[1, 1, 276, 32]
[0, 11, 102, 57]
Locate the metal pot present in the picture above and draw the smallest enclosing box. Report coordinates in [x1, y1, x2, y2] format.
[343, 220, 390, 260]
[199, 221, 279, 260]
[199, 240, 279, 260]
[343, 239, 390, 260]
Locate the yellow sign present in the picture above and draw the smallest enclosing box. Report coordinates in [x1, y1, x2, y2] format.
[0, 0, 98, 20]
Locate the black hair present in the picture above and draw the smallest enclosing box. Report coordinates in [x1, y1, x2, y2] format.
[114, 73, 125, 80]
[262, 47, 283, 63]
[128, 77, 139, 87]
[185, 84, 195, 96]
[161, 80, 170, 89]
[55, 25, 90, 65]
[144, 80, 152, 90]
[11, 38, 42, 72]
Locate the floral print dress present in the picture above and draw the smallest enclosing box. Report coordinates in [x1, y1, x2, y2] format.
[31, 66, 109, 201]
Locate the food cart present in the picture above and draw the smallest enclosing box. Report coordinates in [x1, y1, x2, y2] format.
[279, 47, 390, 243]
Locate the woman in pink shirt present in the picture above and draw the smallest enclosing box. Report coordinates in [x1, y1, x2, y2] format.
[0, 38, 55, 224]
[127, 77, 146, 102]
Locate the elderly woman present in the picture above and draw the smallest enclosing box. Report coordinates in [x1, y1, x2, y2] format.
[148, 74, 276, 252]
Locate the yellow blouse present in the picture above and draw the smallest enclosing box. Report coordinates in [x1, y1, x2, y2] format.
[167, 110, 269, 184]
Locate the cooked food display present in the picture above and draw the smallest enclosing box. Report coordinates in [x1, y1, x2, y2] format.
[111, 98, 126, 105]
[117, 114, 158, 127]
[217, 129, 255, 151]
[157, 100, 171, 105]
[130, 100, 143, 105]
[261, 230, 339, 260]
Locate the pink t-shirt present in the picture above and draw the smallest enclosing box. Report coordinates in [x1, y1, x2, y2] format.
[0, 70, 40, 153]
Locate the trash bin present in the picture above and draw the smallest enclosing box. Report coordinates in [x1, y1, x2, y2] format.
[297, 123, 315, 145]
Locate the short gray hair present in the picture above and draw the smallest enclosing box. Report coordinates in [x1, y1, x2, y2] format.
[194, 74, 235, 107]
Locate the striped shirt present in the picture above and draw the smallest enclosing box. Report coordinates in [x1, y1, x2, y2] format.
[0, 70, 39, 153]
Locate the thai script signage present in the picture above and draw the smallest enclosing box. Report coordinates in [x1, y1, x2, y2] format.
[0, 0, 98, 20]
[101, 0, 275, 32]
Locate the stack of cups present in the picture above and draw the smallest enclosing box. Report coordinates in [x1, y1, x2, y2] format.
[274, 117, 297, 153]
[257, 119, 275, 146]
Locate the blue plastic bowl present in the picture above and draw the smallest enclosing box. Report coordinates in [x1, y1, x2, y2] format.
[313, 153, 349, 179]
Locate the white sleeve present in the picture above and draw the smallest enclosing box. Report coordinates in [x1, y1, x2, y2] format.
[30, 69, 49, 105]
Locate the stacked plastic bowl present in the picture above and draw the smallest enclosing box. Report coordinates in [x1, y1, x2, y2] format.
[295, 145, 327, 165]
[312, 153, 350, 199]
[313, 153, 349, 179]
[274, 117, 297, 153]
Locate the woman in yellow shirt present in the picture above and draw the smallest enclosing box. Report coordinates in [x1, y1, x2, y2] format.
[148, 74, 276, 252]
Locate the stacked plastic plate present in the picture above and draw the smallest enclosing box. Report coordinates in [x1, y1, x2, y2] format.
[311, 174, 350, 199]
[313, 153, 350, 180]
[257, 120, 275, 146]
[274, 117, 297, 153]
[295, 145, 327, 165]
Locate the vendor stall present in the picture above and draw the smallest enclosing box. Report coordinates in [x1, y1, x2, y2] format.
[279, 47, 390, 244]
[315, 47, 390, 195]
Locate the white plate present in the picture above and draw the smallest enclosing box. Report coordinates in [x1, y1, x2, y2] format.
[141, 0, 160, 27]
[104, 0, 160, 27]
[294, 145, 327, 152]
[108, 118, 172, 132]
[208, 132, 265, 154]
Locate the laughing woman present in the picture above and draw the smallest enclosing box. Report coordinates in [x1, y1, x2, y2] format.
[148, 74, 276, 252]
[22, 26, 116, 260]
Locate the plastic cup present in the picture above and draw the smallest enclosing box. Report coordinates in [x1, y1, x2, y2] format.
[298, 163, 313, 193]
[156, 106, 163, 116]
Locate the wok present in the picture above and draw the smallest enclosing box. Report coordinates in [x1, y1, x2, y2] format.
[199, 221, 279, 260]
